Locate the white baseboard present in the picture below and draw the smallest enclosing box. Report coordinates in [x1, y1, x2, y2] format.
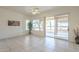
[0, 32, 27, 40]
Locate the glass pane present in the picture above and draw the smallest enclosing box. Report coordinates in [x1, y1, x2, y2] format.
[33, 20, 39, 31]
[46, 17, 55, 37]
[40, 20, 44, 31]
[46, 20, 51, 27]
[26, 20, 30, 30]
[58, 22, 68, 26]
[46, 27, 51, 30]
[51, 20, 55, 26]
[56, 14, 68, 39]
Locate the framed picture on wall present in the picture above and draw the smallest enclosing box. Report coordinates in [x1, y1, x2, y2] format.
[8, 20, 20, 26]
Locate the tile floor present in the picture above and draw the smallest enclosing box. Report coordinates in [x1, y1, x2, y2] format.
[0, 35, 79, 52]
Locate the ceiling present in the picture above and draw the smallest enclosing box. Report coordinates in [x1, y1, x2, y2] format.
[0, 6, 55, 16]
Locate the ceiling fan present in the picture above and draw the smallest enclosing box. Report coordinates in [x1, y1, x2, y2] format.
[32, 8, 40, 15]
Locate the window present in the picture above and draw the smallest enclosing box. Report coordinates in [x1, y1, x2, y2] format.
[26, 20, 30, 30]
[32, 20, 40, 31]
[32, 19, 44, 31]
[26, 19, 44, 31]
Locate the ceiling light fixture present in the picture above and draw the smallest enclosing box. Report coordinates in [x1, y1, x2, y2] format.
[32, 8, 40, 15]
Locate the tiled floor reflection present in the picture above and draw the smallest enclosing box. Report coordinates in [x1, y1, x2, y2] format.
[0, 35, 79, 52]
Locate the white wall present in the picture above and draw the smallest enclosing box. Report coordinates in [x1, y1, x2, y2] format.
[0, 8, 29, 39]
[32, 7, 79, 42]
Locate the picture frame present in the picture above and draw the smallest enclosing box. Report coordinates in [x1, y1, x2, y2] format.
[8, 20, 20, 26]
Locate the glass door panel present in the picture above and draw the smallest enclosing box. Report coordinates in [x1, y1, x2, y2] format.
[55, 15, 68, 40]
[46, 17, 55, 37]
[26, 20, 30, 30]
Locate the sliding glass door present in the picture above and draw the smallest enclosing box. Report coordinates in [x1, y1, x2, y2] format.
[45, 14, 68, 40]
[46, 17, 55, 37]
[54, 15, 68, 40]
[26, 20, 30, 30]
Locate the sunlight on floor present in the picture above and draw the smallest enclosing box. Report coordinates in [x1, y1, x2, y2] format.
[0, 35, 78, 52]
